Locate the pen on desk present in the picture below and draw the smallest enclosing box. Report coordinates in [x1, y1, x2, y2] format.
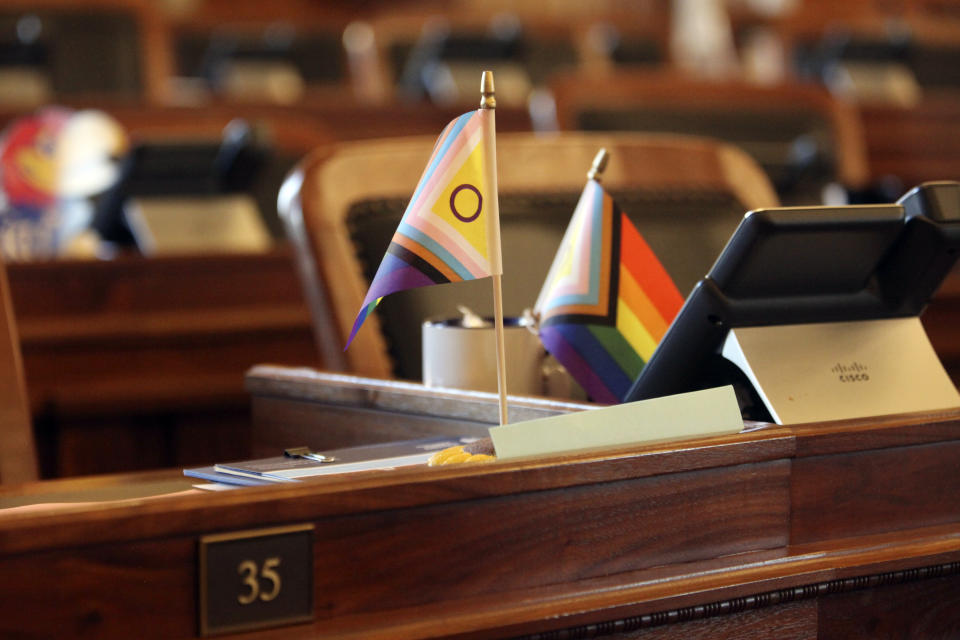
[284, 446, 337, 463]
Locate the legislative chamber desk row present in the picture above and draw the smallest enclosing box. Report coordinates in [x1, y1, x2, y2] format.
[7, 249, 319, 478]
[0, 369, 958, 639]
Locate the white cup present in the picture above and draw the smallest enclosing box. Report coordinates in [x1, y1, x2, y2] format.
[422, 316, 545, 396]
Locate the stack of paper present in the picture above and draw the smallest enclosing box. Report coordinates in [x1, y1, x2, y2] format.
[184, 436, 481, 488]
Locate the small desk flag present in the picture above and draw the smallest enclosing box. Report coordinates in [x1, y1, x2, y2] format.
[534, 178, 684, 403]
[346, 108, 503, 349]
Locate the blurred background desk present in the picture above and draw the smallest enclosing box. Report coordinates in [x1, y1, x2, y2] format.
[9, 248, 317, 478]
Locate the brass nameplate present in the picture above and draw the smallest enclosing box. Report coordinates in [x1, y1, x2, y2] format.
[199, 524, 314, 636]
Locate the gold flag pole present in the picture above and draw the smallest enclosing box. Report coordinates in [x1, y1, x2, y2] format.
[480, 71, 509, 426]
[587, 147, 609, 182]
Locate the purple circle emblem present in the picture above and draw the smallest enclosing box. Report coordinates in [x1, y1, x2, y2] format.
[449, 184, 482, 222]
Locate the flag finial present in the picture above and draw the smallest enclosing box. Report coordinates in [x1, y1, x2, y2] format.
[587, 148, 609, 182]
[480, 71, 496, 110]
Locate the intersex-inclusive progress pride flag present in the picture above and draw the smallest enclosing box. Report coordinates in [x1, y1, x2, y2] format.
[345, 108, 502, 349]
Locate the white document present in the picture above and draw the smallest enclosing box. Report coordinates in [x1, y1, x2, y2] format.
[489, 385, 743, 460]
[722, 317, 960, 425]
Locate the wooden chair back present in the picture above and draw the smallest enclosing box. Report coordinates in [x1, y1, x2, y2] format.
[281, 131, 779, 379]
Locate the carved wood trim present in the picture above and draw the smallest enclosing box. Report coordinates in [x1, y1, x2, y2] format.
[514, 561, 960, 639]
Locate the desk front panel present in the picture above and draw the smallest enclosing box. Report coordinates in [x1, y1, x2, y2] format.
[0, 409, 959, 638]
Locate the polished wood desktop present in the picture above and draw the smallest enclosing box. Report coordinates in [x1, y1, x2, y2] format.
[0, 395, 959, 638]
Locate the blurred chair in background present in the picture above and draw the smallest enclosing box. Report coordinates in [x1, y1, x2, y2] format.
[751, 1, 960, 198]
[791, 26, 960, 106]
[171, 23, 346, 105]
[0, 0, 172, 105]
[78, 106, 335, 248]
[158, 0, 363, 106]
[357, 10, 583, 108]
[546, 69, 869, 205]
[280, 131, 778, 380]
[345, 2, 676, 108]
[573, 18, 667, 75]
[91, 119, 270, 250]
[753, 0, 960, 102]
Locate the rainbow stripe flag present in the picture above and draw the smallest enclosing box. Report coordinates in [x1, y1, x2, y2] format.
[535, 179, 684, 403]
[346, 109, 502, 349]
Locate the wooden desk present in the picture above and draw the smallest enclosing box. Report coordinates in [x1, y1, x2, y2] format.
[0, 399, 959, 638]
[245, 366, 596, 457]
[244, 259, 960, 452]
[7, 248, 318, 478]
